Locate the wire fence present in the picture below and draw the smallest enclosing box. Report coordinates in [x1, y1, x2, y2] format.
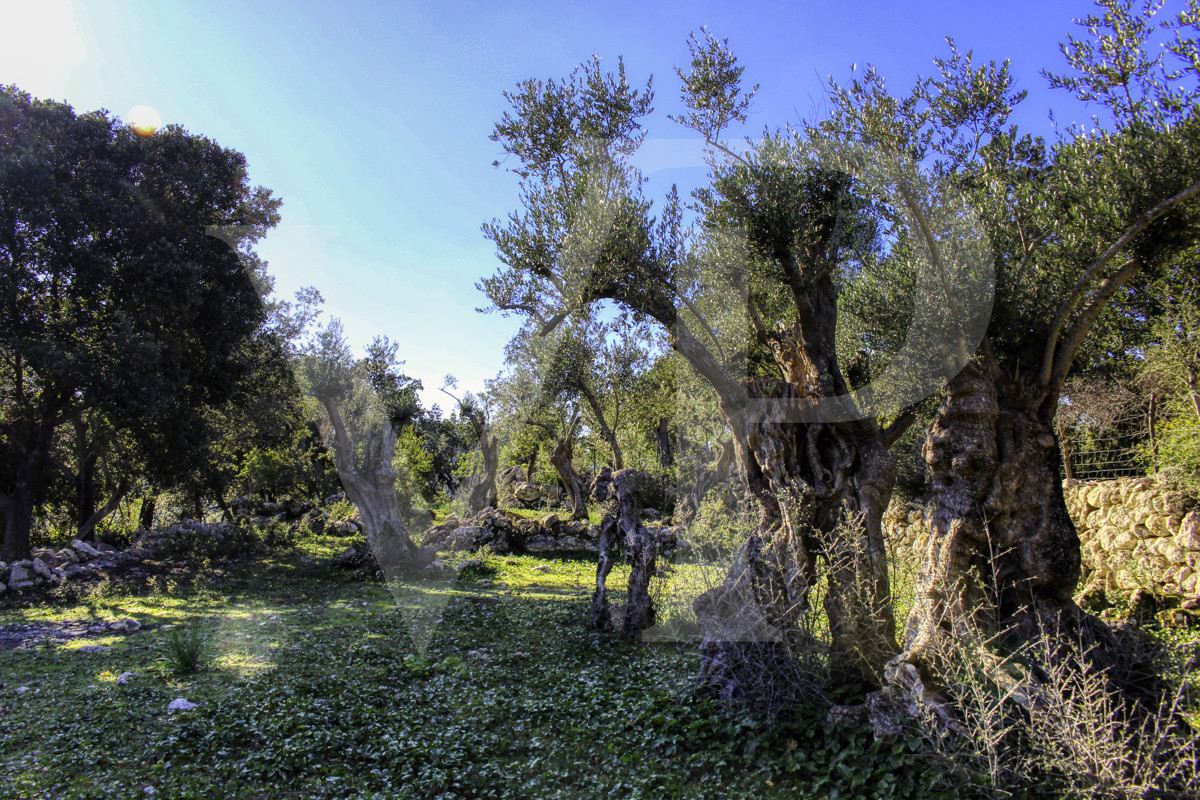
[1057, 382, 1154, 482]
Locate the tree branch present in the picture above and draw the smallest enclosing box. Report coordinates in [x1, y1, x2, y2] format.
[1048, 255, 1143, 396]
[880, 411, 918, 450]
[1039, 178, 1200, 387]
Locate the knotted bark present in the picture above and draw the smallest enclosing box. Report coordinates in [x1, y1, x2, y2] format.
[588, 467, 660, 634]
[694, 379, 899, 700]
[550, 435, 588, 521]
[887, 361, 1115, 712]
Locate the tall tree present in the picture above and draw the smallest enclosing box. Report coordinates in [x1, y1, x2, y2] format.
[819, 2, 1200, 707]
[0, 86, 280, 560]
[480, 44, 945, 693]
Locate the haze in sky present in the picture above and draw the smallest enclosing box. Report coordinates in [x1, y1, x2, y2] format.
[0, 0, 1110, 403]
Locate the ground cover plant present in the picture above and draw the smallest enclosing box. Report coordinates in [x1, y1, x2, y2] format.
[0, 532, 946, 800]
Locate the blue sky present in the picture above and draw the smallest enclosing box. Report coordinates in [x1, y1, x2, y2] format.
[1, 0, 1120, 403]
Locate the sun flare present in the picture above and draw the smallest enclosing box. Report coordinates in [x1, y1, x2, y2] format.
[128, 104, 162, 136]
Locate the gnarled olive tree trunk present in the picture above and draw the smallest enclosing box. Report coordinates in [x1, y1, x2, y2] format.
[466, 419, 499, 513]
[549, 435, 588, 521]
[588, 467, 659, 634]
[887, 361, 1112, 709]
[694, 380, 899, 701]
[320, 401, 425, 575]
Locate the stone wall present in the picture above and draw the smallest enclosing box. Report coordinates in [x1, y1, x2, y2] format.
[883, 477, 1200, 602]
[1065, 477, 1199, 598]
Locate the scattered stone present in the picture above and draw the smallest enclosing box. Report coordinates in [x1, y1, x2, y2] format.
[110, 618, 142, 634]
[533, 565, 551, 573]
[117, 672, 135, 685]
[16, 686, 30, 694]
[77, 646, 111, 653]
[167, 698, 198, 711]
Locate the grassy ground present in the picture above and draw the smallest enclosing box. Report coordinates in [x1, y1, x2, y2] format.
[0, 535, 937, 800]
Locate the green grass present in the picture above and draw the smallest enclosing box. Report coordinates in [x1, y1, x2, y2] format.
[0, 535, 943, 799]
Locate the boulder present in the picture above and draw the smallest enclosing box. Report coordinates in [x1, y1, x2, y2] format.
[71, 539, 104, 560]
[498, 465, 528, 486]
[31, 558, 52, 581]
[7, 563, 36, 589]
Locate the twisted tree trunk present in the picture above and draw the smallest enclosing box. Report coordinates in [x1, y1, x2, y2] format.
[587, 513, 619, 630]
[589, 468, 660, 634]
[887, 362, 1112, 711]
[694, 380, 899, 699]
[465, 410, 499, 512]
[319, 401, 425, 576]
[550, 435, 588, 521]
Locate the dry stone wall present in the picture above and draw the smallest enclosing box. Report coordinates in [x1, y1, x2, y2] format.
[883, 477, 1200, 602]
[1064, 477, 1199, 598]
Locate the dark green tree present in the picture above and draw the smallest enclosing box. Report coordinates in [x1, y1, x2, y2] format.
[0, 86, 280, 560]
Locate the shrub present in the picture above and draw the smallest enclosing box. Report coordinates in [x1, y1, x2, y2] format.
[163, 626, 208, 674]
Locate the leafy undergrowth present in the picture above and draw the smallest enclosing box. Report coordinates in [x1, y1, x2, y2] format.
[0, 535, 945, 800]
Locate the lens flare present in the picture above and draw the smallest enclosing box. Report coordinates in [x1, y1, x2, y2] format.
[128, 104, 161, 136]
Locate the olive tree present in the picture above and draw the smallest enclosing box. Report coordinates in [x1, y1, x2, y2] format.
[302, 321, 428, 572]
[478, 43, 976, 694]
[821, 1, 1200, 709]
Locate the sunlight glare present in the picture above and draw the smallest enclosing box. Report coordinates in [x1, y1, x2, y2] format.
[128, 104, 162, 136]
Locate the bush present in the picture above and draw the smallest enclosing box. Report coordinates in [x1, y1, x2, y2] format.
[684, 489, 757, 559]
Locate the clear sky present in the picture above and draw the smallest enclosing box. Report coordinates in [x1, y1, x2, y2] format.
[0, 0, 1124, 404]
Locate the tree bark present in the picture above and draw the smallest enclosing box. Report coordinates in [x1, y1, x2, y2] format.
[549, 436, 588, 521]
[587, 513, 619, 630]
[468, 428, 499, 512]
[693, 381, 899, 697]
[77, 479, 131, 541]
[887, 362, 1112, 708]
[139, 494, 157, 530]
[668, 261, 900, 699]
[0, 420, 55, 562]
[582, 385, 623, 469]
[74, 414, 98, 540]
[319, 400, 424, 575]
[590, 468, 660, 634]
[655, 416, 674, 469]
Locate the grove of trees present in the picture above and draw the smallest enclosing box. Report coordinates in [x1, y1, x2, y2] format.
[2, 0, 1199, 762]
[479, 0, 1200, 708]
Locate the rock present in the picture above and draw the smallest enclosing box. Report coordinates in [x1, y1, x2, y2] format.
[93, 540, 118, 553]
[110, 618, 142, 633]
[540, 513, 560, 529]
[31, 558, 52, 581]
[1177, 511, 1200, 550]
[424, 559, 446, 571]
[533, 565, 551, 573]
[167, 698, 198, 711]
[117, 672, 134, 685]
[77, 645, 111, 653]
[458, 559, 484, 572]
[7, 564, 35, 589]
[513, 482, 542, 503]
[498, 465, 528, 486]
[71, 539, 104, 560]
[324, 492, 346, 505]
[643, 508, 662, 521]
